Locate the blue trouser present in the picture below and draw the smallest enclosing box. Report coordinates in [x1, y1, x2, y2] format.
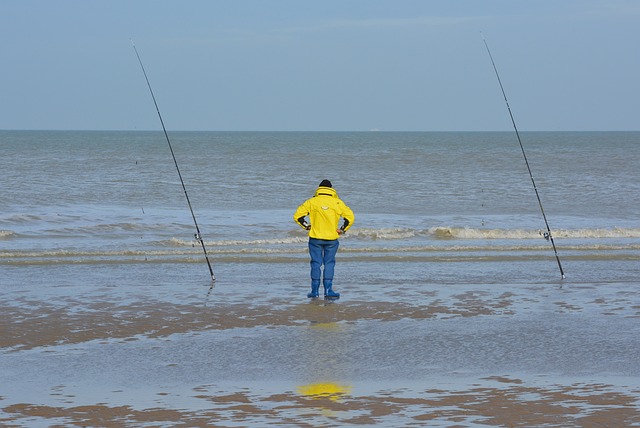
[308, 238, 339, 284]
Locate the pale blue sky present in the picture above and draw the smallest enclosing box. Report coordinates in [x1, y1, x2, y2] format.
[1, 0, 639, 131]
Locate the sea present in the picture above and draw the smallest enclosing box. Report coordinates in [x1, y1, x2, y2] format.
[1, 130, 639, 426]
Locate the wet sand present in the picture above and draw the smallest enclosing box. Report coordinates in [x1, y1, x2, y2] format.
[2, 261, 640, 427]
[2, 379, 640, 427]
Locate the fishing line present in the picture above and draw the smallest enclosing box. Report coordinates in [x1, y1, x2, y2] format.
[481, 33, 565, 279]
[131, 39, 216, 282]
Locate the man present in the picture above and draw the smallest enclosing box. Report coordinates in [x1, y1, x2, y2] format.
[293, 179, 355, 299]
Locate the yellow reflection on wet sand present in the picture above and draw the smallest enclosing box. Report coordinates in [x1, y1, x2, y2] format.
[296, 382, 352, 400]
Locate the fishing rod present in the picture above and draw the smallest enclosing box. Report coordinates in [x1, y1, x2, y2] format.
[481, 33, 565, 279]
[131, 39, 216, 281]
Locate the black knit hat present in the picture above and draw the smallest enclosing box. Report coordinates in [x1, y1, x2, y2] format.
[319, 179, 332, 188]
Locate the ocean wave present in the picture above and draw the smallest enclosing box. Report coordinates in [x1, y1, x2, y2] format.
[348, 228, 424, 240]
[3, 251, 639, 266]
[161, 237, 308, 247]
[59, 223, 160, 234]
[1, 214, 45, 224]
[0, 247, 303, 259]
[2, 243, 639, 260]
[431, 227, 640, 240]
[0, 230, 16, 239]
[163, 227, 640, 246]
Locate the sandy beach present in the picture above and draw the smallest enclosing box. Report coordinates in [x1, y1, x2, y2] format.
[2, 260, 639, 427]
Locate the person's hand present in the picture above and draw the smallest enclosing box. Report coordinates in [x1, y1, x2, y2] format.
[337, 229, 344, 235]
[305, 225, 311, 231]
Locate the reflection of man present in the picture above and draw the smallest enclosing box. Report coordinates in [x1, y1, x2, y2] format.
[297, 322, 352, 403]
[297, 382, 351, 400]
[293, 180, 355, 299]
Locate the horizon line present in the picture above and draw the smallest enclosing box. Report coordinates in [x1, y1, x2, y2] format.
[2, 128, 639, 133]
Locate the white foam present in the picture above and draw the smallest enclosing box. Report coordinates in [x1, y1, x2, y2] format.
[430, 226, 640, 240]
[162, 236, 308, 247]
[0, 230, 16, 239]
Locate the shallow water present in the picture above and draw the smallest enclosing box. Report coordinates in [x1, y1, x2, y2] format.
[2, 256, 640, 426]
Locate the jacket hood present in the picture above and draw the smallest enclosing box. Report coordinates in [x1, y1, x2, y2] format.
[314, 186, 338, 198]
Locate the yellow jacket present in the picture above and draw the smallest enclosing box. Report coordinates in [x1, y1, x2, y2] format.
[294, 186, 355, 240]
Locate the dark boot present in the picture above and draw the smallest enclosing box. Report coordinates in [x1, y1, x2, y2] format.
[323, 279, 340, 299]
[307, 279, 320, 298]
